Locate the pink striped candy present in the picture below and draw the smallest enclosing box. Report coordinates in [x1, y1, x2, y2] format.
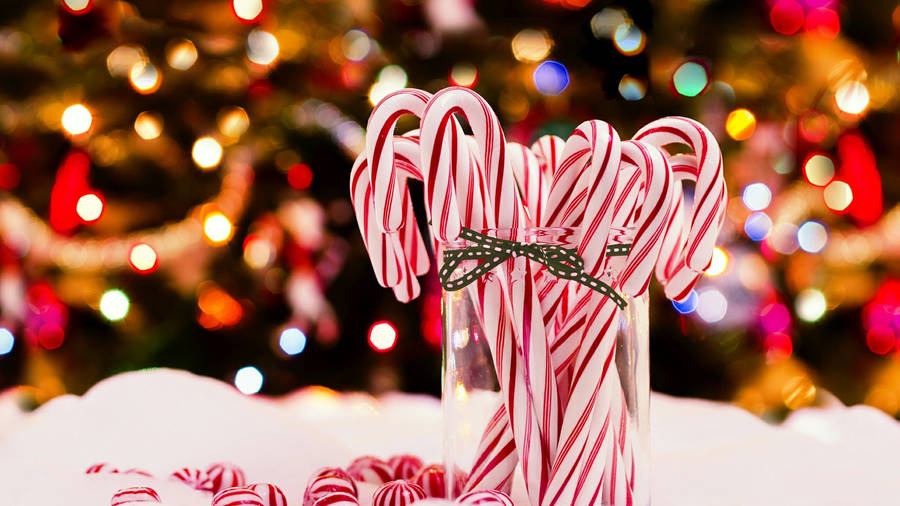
[170, 467, 213, 492]
[455, 490, 514, 506]
[206, 462, 246, 494]
[347, 455, 393, 484]
[122, 469, 153, 477]
[372, 480, 427, 506]
[387, 454, 424, 480]
[312, 492, 360, 506]
[246, 483, 288, 506]
[412, 464, 464, 498]
[304, 475, 358, 506]
[86, 463, 118, 474]
[308, 467, 358, 494]
[110, 486, 160, 506]
[212, 487, 264, 506]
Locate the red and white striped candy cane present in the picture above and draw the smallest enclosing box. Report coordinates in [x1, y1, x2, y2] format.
[312, 492, 360, 506]
[372, 480, 428, 506]
[456, 489, 515, 506]
[530, 135, 566, 180]
[170, 467, 213, 492]
[246, 483, 288, 506]
[206, 462, 246, 494]
[388, 454, 425, 480]
[462, 404, 516, 493]
[211, 487, 264, 506]
[110, 487, 160, 505]
[508, 141, 548, 225]
[633, 117, 727, 273]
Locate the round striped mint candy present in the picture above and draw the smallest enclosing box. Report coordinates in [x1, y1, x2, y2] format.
[170, 467, 213, 492]
[455, 490, 514, 506]
[304, 475, 357, 506]
[312, 491, 360, 506]
[122, 469, 153, 477]
[86, 463, 118, 474]
[110, 486, 160, 506]
[212, 487, 264, 506]
[245, 483, 287, 506]
[373, 480, 427, 506]
[387, 454, 424, 480]
[308, 467, 358, 495]
[206, 462, 246, 494]
[412, 464, 465, 498]
[347, 456, 393, 484]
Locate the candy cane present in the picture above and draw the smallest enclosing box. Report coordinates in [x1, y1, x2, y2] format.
[530, 135, 566, 180]
[633, 117, 727, 273]
[508, 141, 548, 225]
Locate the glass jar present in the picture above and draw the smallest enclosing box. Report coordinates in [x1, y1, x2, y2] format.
[440, 227, 649, 506]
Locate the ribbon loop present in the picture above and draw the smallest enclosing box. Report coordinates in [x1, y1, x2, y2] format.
[438, 228, 630, 309]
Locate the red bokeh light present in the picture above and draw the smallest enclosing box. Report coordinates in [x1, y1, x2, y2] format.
[770, 1, 805, 35]
[764, 332, 793, 362]
[836, 133, 882, 225]
[760, 302, 791, 333]
[37, 324, 65, 350]
[0, 163, 20, 190]
[288, 163, 313, 190]
[866, 325, 895, 355]
[804, 8, 840, 38]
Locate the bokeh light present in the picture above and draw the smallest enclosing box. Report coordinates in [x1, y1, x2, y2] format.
[368, 65, 408, 106]
[99, 289, 130, 321]
[705, 247, 728, 277]
[590, 8, 628, 39]
[696, 289, 728, 323]
[744, 212, 773, 241]
[76, 193, 104, 223]
[234, 366, 263, 394]
[197, 283, 243, 328]
[742, 183, 772, 211]
[511, 29, 552, 63]
[725, 108, 756, 141]
[796, 289, 827, 322]
[232, 0, 263, 22]
[247, 29, 279, 65]
[61, 104, 92, 135]
[341, 29, 372, 62]
[803, 154, 835, 186]
[0, 328, 14, 355]
[533, 60, 569, 96]
[279, 327, 307, 355]
[203, 212, 233, 244]
[217, 106, 250, 138]
[134, 111, 163, 140]
[770, 0, 804, 35]
[128, 243, 158, 273]
[672, 289, 699, 314]
[449, 63, 478, 88]
[107, 45, 146, 78]
[760, 302, 791, 333]
[764, 332, 793, 362]
[368, 321, 397, 352]
[192, 137, 223, 169]
[62, 0, 91, 14]
[797, 221, 828, 253]
[166, 39, 198, 70]
[804, 8, 840, 39]
[287, 163, 313, 190]
[243, 235, 275, 269]
[129, 61, 161, 94]
[866, 326, 895, 355]
[618, 75, 646, 101]
[834, 81, 869, 115]
[823, 180, 853, 212]
[612, 23, 645, 56]
[769, 222, 799, 255]
[672, 61, 708, 97]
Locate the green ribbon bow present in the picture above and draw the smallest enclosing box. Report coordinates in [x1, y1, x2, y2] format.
[438, 227, 631, 309]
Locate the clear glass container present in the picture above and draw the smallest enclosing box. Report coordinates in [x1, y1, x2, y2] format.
[441, 227, 649, 506]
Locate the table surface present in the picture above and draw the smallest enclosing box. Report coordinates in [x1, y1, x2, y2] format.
[0, 369, 898, 505]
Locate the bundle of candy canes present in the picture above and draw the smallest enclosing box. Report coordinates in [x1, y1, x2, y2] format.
[351, 86, 726, 505]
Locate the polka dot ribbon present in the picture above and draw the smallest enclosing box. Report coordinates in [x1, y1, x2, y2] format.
[439, 227, 631, 309]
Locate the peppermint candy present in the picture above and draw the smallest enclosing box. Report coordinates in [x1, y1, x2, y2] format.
[110, 486, 160, 506]
[212, 487, 264, 506]
[312, 492, 360, 506]
[455, 490, 514, 506]
[347, 456, 393, 484]
[304, 474, 357, 505]
[170, 467, 213, 492]
[122, 469, 153, 477]
[86, 463, 118, 474]
[308, 467, 358, 495]
[246, 483, 288, 506]
[206, 462, 246, 494]
[387, 454, 424, 480]
[373, 480, 427, 506]
[412, 464, 465, 498]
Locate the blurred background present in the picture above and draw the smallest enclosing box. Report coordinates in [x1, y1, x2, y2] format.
[0, 0, 897, 421]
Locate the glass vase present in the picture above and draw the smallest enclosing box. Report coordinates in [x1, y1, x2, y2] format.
[440, 227, 650, 506]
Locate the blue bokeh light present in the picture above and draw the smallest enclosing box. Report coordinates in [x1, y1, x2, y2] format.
[533, 61, 570, 96]
[672, 289, 699, 314]
[744, 212, 773, 241]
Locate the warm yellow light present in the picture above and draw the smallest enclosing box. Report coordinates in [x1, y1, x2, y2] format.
[511, 29, 552, 63]
[725, 108, 756, 141]
[368, 65, 408, 106]
[834, 81, 869, 115]
[129, 61, 161, 94]
[804, 154, 835, 186]
[76, 193, 103, 222]
[61, 104, 92, 135]
[217, 106, 250, 138]
[796, 289, 827, 322]
[192, 137, 223, 170]
[134, 111, 163, 140]
[705, 247, 728, 276]
[450, 63, 478, 88]
[204, 212, 233, 244]
[129, 243, 158, 272]
[823, 180, 853, 211]
[107, 45, 147, 78]
[63, 0, 90, 12]
[247, 29, 279, 65]
[99, 289, 130, 321]
[243, 237, 274, 269]
[232, 0, 263, 21]
[612, 23, 645, 56]
[166, 39, 198, 71]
